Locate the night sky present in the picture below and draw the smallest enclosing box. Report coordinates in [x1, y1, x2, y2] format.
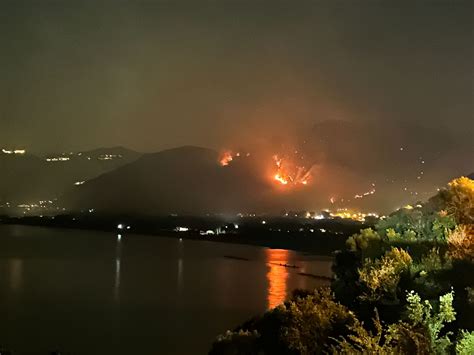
[0, 0, 472, 154]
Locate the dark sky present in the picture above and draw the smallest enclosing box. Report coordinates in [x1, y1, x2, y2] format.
[1, 0, 472, 153]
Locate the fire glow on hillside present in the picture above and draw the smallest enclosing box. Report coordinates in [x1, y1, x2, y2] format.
[273, 155, 312, 186]
[219, 150, 314, 187]
[219, 151, 233, 166]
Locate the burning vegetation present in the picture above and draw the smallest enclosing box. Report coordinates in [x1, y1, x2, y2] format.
[272, 154, 313, 186]
[219, 151, 234, 166]
[219, 149, 314, 187]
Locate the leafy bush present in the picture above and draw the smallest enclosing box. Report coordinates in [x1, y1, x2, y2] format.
[346, 228, 383, 252]
[456, 330, 474, 355]
[358, 248, 412, 302]
[330, 310, 431, 354]
[332, 291, 458, 354]
[211, 177, 474, 354]
[443, 177, 474, 225]
[209, 330, 260, 355]
[377, 207, 456, 242]
[405, 290, 456, 354]
[210, 288, 355, 355]
[448, 225, 474, 262]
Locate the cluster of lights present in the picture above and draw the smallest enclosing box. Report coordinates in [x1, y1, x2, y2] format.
[329, 209, 380, 222]
[2, 148, 26, 155]
[46, 157, 70, 162]
[354, 187, 376, 199]
[44, 152, 123, 163]
[98, 154, 123, 161]
[117, 224, 131, 230]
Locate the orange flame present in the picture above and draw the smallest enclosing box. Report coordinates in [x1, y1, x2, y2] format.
[274, 173, 289, 185]
[273, 154, 312, 186]
[219, 151, 233, 166]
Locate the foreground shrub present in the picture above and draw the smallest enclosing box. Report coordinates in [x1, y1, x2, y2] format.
[212, 177, 474, 354]
[346, 228, 383, 255]
[456, 330, 474, 354]
[448, 225, 474, 262]
[209, 330, 260, 355]
[358, 248, 412, 302]
[330, 311, 430, 354]
[210, 288, 355, 354]
[443, 177, 474, 225]
[332, 291, 458, 354]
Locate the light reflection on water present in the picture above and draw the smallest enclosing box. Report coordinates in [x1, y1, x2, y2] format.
[114, 234, 121, 303]
[265, 249, 290, 309]
[9, 258, 23, 293]
[0, 225, 331, 354]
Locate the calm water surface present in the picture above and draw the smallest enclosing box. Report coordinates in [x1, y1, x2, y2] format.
[0, 225, 332, 355]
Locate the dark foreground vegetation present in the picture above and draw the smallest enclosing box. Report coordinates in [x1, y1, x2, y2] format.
[210, 177, 474, 354]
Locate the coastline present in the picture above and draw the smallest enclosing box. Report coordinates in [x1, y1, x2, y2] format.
[0, 214, 361, 257]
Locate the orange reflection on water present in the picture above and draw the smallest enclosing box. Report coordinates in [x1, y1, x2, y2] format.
[265, 249, 290, 309]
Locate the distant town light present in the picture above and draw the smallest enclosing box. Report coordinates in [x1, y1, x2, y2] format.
[46, 157, 70, 162]
[2, 148, 26, 155]
[200, 230, 215, 236]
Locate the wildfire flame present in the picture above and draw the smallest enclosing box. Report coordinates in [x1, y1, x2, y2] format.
[274, 173, 289, 185]
[219, 149, 313, 187]
[273, 155, 312, 186]
[219, 151, 233, 166]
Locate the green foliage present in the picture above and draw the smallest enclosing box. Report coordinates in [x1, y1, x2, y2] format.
[332, 291, 457, 354]
[448, 225, 474, 262]
[456, 330, 474, 355]
[331, 250, 362, 307]
[211, 177, 474, 354]
[211, 288, 355, 355]
[275, 289, 354, 354]
[358, 248, 412, 302]
[406, 290, 456, 354]
[444, 177, 474, 225]
[410, 248, 452, 275]
[346, 228, 386, 260]
[330, 311, 392, 354]
[377, 206, 456, 242]
[209, 330, 260, 355]
[346, 228, 381, 251]
[377, 207, 424, 236]
[331, 314, 431, 354]
[466, 287, 474, 305]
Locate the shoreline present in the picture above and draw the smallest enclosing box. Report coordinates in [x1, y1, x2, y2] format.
[0, 214, 361, 257]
